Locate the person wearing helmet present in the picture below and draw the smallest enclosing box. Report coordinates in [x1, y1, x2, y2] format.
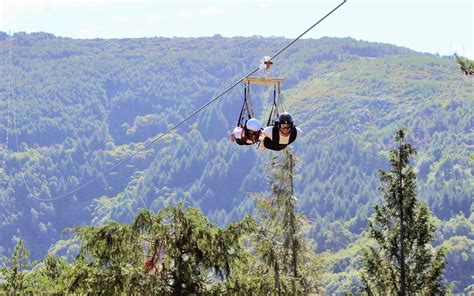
[230, 118, 263, 145]
[260, 112, 301, 151]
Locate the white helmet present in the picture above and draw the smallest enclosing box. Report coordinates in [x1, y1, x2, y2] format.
[246, 118, 261, 132]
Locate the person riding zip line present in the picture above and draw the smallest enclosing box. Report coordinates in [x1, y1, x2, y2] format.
[259, 112, 301, 151]
[230, 118, 263, 145]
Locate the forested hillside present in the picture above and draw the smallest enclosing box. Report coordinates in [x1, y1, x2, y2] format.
[0, 32, 472, 292]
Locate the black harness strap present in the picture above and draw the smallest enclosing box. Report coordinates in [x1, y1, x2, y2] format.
[236, 82, 254, 127]
[236, 87, 247, 127]
[264, 126, 298, 151]
[266, 101, 277, 127]
[246, 82, 255, 120]
[266, 83, 280, 127]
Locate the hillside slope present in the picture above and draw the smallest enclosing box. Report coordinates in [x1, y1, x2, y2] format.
[0, 33, 472, 290]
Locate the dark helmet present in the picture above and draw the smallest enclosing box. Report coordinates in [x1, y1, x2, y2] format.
[278, 112, 293, 126]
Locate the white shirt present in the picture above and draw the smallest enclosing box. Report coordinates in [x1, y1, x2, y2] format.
[233, 126, 264, 144]
[232, 126, 244, 140]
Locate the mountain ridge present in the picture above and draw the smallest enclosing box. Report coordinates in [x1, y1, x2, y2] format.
[0, 32, 472, 292]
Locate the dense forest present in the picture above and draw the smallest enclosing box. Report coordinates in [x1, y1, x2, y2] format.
[0, 32, 472, 293]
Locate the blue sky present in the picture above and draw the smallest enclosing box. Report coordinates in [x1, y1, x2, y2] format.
[1, 0, 473, 58]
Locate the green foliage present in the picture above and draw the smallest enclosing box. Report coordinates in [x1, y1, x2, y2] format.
[321, 236, 368, 294]
[359, 130, 447, 295]
[66, 221, 145, 294]
[0, 239, 36, 295]
[323, 221, 355, 252]
[237, 149, 323, 295]
[29, 254, 72, 294]
[433, 211, 474, 293]
[454, 54, 474, 75]
[59, 202, 254, 294]
[0, 33, 472, 291]
[132, 202, 255, 294]
[440, 236, 473, 294]
[323, 210, 474, 294]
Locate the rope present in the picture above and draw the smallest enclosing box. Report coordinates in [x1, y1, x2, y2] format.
[237, 87, 248, 126]
[236, 82, 255, 127]
[14, 0, 347, 201]
[266, 85, 278, 127]
[0, 37, 13, 175]
[278, 83, 287, 114]
[265, 0, 346, 64]
[25, 71, 257, 201]
[0, 35, 14, 225]
[246, 82, 255, 119]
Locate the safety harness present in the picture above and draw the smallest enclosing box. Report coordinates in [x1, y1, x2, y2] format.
[263, 126, 297, 151]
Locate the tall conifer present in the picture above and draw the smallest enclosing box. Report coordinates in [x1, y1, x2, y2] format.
[360, 130, 447, 295]
[0, 239, 36, 295]
[254, 148, 322, 294]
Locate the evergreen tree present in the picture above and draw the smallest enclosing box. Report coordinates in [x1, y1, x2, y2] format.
[65, 204, 250, 294]
[359, 130, 447, 295]
[249, 148, 322, 295]
[0, 239, 36, 295]
[454, 54, 474, 75]
[29, 254, 72, 295]
[132, 202, 254, 294]
[67, 221, 146, 294]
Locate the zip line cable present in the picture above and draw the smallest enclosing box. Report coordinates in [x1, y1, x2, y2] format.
[13, 102, 38, 201]
[13, 0, 346, 202]
[0, 37, 13, 175]
[1, 36, 14, 225]
[5, 35, 42, 202]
